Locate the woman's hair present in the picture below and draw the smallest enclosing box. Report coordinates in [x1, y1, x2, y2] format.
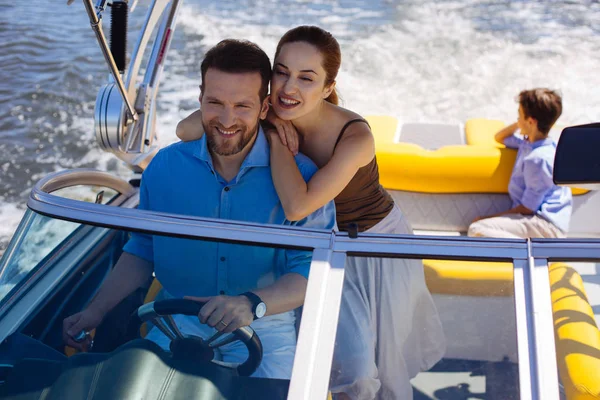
[518, 88, 563, 135]
[275, 26, 341, 105]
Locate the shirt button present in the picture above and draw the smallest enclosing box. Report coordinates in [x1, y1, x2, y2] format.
[224, 187, 230, 192]
[220, 256, 226, 261]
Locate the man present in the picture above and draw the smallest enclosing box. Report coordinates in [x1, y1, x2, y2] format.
[468, 88, 571, 238]
[63, 39, 336, 379]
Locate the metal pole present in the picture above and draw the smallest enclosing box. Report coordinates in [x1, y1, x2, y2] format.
[82, 0, 138, 122]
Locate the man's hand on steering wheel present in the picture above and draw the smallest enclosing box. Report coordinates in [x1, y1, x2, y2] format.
[185, 295, 254, 334]
[135, 299, 264, 376]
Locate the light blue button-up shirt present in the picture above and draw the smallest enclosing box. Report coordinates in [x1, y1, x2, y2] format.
[504, 134, 572, 233]
[123, 128, 336, 298]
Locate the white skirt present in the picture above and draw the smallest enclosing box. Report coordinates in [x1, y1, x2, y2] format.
[330, 204, 446, 400]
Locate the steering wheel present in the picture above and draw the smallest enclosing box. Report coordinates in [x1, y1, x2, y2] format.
[133, 298, 263, 376]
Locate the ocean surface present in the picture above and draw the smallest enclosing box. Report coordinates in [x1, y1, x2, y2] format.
[1, 0, 599, 253]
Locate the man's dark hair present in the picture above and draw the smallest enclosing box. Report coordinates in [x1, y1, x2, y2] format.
[518, 88, 563, 135]
[201, 39, 271, 101]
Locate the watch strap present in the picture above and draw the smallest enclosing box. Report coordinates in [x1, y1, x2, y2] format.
[241, 292, 263, 318]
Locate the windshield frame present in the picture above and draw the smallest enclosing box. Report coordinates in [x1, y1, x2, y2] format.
[3, 169, 598, 399]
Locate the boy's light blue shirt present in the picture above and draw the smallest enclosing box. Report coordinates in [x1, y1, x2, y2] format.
[504, 133, 572, 233]
[124, 128, 336, 298]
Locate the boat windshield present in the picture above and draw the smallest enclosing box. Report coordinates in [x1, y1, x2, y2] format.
[0, 211, 81, 303]
[0, 185, 119, 304]
[331, 255, 520, 398]
[0, 209, 316, 398]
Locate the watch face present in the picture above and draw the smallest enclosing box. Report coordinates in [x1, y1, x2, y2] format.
[255, 302, 267, 319]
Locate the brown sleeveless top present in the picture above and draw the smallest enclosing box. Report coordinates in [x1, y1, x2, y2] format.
[333, 119, 394, 232]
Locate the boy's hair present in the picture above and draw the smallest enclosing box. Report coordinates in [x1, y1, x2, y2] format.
[518, 88, 563, 135]
[201, 39, 271, 101]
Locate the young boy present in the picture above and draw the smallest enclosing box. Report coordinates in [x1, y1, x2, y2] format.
[468, 88, 572, 238]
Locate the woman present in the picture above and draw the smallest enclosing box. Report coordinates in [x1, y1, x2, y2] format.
[177, 26, 445, 400]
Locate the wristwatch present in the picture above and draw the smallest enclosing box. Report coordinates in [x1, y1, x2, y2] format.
[241, 292, 267, 320]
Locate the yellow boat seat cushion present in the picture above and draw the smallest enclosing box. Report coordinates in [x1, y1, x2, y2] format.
[423, 260, 514, 297]
[465, 118, 506, 148]
[366, 115, 588, 195]
[549, 263, 600, 400]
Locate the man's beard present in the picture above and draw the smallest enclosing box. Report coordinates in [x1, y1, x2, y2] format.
[203, 118, 259, 156]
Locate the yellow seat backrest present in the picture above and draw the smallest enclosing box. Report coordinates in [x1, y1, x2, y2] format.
[367, 116, 589, 195]
[144, 278, 163, 304]
[465, 118, 506, 148]
[423, 260, 513, 297]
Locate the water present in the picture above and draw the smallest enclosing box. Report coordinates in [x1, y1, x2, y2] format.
[1, 0, 599, 253]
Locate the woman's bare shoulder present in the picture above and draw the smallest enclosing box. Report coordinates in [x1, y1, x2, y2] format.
[328, 102, 362, 119]
[326, 103, 372, 137]
[325, 106, 374, 166]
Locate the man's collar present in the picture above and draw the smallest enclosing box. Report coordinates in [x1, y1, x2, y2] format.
[193, 133, 212, 164]
[193, 125, 270, 169]
[241, 126, 270, 169]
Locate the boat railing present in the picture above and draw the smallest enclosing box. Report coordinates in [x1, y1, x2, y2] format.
[34, 168, 136, 198]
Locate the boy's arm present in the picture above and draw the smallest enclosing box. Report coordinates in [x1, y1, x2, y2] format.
[176, 109, 205, 142]
[495, 122, 520, 147]
[520, 157, 555, 213]
[474, 157, 555, 223]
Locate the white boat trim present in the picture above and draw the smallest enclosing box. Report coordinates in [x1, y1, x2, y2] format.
[530, 255, 560, 400]
[289, 249, 346, 400]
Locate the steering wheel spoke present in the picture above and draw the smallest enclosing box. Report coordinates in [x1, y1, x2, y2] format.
[162, 315, 185, 340]
[151, 317, 177, 341]
[206, 330, 226, 345]
[209, 333, 238, 349]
